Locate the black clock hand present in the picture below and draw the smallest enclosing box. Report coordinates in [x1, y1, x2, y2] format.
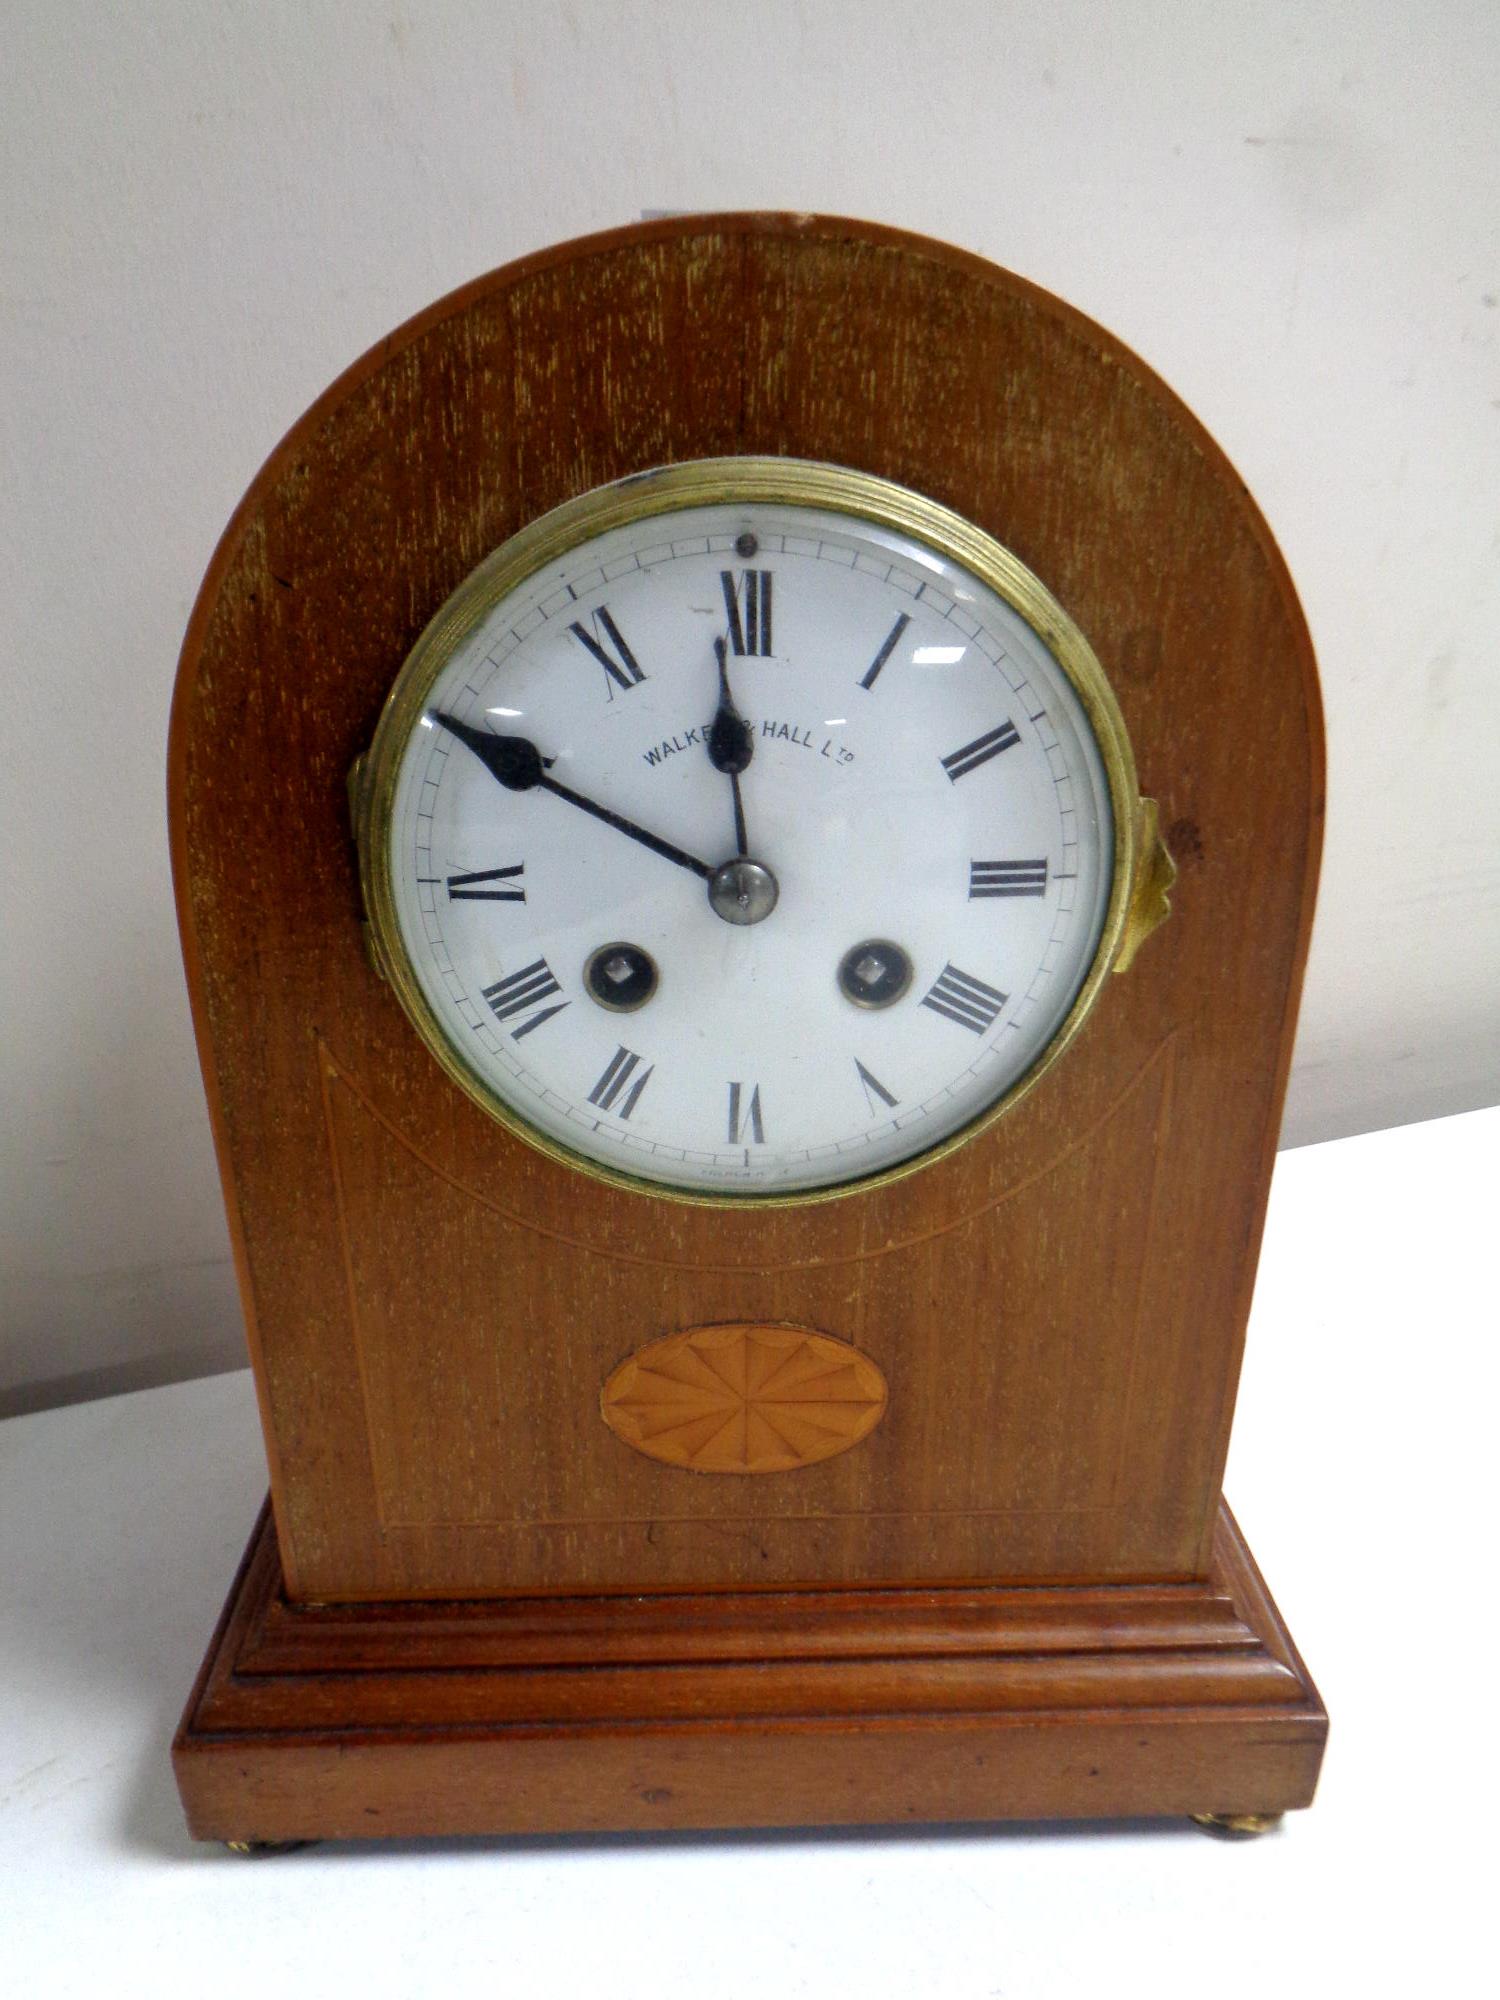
[432, 711, 715, 881]
[707, 636, 754, 858]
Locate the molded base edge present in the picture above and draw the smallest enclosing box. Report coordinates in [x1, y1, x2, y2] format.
[173, 1501, 1326, 1842]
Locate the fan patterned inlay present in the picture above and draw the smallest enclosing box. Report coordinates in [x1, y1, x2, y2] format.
[601, 1323, 888, 1474]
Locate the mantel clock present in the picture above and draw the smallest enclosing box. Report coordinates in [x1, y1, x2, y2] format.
[170, 214, 1326, 1843]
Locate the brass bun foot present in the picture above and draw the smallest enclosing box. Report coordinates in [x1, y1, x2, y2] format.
[1190, 1812, 1282, 1839]
[224, 1839, 315, 1857]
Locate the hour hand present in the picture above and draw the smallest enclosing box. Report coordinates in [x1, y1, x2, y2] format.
[707, 637, 753, 858]
[707, 638, 754, 776]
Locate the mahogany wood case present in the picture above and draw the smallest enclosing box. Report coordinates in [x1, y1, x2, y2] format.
[170, 214, 1326, 1840]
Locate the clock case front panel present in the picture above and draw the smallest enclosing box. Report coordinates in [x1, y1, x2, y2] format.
[170, 215, 1321, 1605]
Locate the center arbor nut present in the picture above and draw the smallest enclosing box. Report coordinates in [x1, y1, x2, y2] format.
[708, 858, 779, 927]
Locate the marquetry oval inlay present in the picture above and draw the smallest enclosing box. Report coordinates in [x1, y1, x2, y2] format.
[600, 1323, 888, 1474]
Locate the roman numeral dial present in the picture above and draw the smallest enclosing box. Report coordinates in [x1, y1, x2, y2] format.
[921, 964, 1008, 1034]
[720, 569, 773, 656]
[383, 480, 1118, 1197]
[728, 1082, 765, 1144]
[587, 1046, 653, 1120]
[854, 1060, 899, 1114]
[570, 606, 646, 693]
[942, 720, 1021, 781]
[481, 959, 569, 1040]
[970, 859, 1048, 898]
[439, 864, 526, 902]
[859, 613, 910, 690]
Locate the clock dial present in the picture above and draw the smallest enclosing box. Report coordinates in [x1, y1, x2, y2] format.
[362, 463, 1135, 1198]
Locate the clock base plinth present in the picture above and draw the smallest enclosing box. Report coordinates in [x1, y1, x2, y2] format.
[173, 1502, 1325, 1845]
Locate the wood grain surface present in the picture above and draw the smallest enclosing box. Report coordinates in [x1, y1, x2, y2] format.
[169, 213, 1323, 1604]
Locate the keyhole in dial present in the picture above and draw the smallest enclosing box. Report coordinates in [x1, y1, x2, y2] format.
[837, 940, 913, 1008]
[585, 942, 659, 1011]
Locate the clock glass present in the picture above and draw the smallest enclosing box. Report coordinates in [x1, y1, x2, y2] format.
[358, 461, 1138, 1200]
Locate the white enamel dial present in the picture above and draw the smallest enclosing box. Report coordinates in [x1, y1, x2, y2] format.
[366, 467, 1129, 1198]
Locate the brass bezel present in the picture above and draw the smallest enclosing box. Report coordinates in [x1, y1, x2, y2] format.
[355, 457, 1147, 1207]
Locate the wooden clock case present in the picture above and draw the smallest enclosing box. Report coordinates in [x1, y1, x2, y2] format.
[170, 213, 1326, 1841]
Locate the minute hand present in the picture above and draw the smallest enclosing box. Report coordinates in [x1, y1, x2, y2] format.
[432, 712, 715, 881]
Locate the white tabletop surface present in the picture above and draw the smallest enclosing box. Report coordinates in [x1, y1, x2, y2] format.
[3, 1105, 1494, 1999]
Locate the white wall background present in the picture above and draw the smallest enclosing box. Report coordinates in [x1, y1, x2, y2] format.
[3, 0, 1497, 1411]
